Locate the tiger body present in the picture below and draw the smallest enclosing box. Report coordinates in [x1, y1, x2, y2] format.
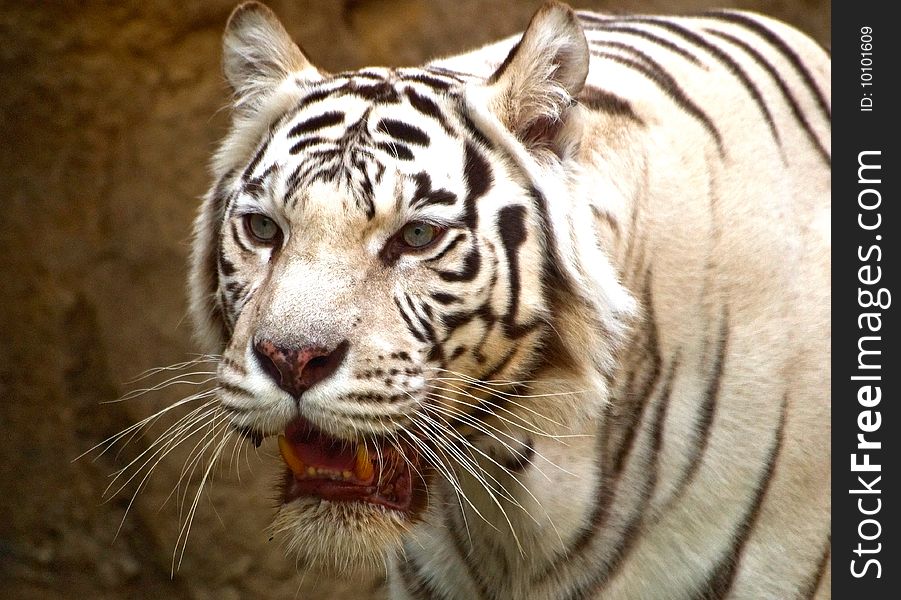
[189, 3, 830, 599]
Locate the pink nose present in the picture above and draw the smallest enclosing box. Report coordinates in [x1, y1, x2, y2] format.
[252, 339, 349, 399]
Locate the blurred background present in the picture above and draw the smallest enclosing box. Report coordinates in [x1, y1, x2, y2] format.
[0, 1, 828, 598]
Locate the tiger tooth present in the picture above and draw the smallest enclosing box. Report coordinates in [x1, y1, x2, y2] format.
[277, 435, 305, 476]
[355, 445, 374, 481]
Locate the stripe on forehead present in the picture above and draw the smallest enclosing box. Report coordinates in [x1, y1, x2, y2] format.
[240, 69, 467, 219]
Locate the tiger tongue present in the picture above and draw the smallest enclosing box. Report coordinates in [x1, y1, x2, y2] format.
[293, 435, 356, 472]
[281, 419, 375, 482]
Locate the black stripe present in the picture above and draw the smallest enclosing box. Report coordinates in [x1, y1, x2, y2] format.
[440, 302, 492, 333]
[698, 393, 787, 599]
[458, 111, 493, 150]
[425, 232, 466, 264]
[444, 497, 492, 600]
[488, 41, 521, 84]
[220, 355, 246, 375]
[225, 280, 246, 302]
[462, 142, 492, 211]
[410, 171, 458, 210]
[453, 143, 492, 248]
[478, 344, 519, 383]
[571, 356, 681, 600]
[217, 250, 236, 277]
[397, 549, 446, 600]
[293, 86, 337, 112]
[437, 244, 481, 282]
[219, 382, 254, 399]
[800, 536, 831, 599]
[577, 12, 614, 25]
[377, 140, 414, 161]
[288, 135, 329, 155]
[378, 118, 431, 146]
[612, 274, 663, 474]
[427, 65, 470, 80]
[284, 163, 311, 203]
[405, 88, 456, 136]
[348, 81, 401, 103]
[501, 437, 535, 472]
[402, 72, 455, 91]
[624, 17, 781, 147]
[496, 205, 530, 338]
[535, 275, 662, 585]
[406, 293, 439, 345]
[585, 23, 705, 66]
[591, 49, 724, 153]
[287, 111, 344, 138]
[667, 306, 729, 504]
[395, 296, 428, 343]
[414, 188, 457, 209]
[210, 172, 237, 340]
[241, 135, 271, 181]
[578, 85, 642, 122]
[704, 27, 830, 164]
[230, 220, 251, 254]
[701, 11, 830, 120]
[333, 69, 386, 81]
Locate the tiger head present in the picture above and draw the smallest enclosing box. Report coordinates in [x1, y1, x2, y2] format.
[189, 0, 633, 574]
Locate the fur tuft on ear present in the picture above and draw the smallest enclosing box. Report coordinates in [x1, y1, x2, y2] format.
[485, 1, 589, 151]
[223, 1, 321, 112]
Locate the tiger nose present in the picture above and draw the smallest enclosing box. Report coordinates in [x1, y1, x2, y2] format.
[252, 339, 350, 399]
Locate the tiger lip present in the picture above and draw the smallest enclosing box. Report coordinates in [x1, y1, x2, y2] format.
[277, 417, 414, 511]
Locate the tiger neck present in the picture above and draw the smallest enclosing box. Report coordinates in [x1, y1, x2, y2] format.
[394, 124, 651, 597]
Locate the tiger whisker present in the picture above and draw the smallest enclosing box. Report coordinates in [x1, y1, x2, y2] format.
[110, 402, 224, 540]
[167, 410, 231, 513]
[172, 414, 229, 544]
[407, 413, 527, 552]
[108, 388, 222, 461]
[76, 387, 220, 462]
[419, 406, 566, 548]
[429, 378, 572, 429]
[173, 417, 232, 573]
[424, 389, 580, 443]
[123, 355, 221, 385]
[427, 366, 548, 388]
[374, 394, 458, 524]
[397, 424, 493, 530]
[172, 414, 222, 520]
[422, 435, 527, 555]
[110, 373, 219, 403]
[416, 408, 551, 526]
[428, 367, 588, 401]
[105, 402, 222, 503]
[427, 383, 568, 435]
[104, 400, 219, 490]
[423, 402, 575, 480]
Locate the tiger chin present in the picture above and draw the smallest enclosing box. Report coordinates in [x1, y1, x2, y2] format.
[186, 0, 830, 597]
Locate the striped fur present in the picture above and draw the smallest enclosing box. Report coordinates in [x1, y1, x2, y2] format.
[188, 2, 830, 598]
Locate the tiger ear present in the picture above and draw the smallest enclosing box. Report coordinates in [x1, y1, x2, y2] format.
[484, 1, 589, 151]
[223, 1, 322, 112]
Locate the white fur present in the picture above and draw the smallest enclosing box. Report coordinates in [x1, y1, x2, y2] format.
[189, 2, 831, 598]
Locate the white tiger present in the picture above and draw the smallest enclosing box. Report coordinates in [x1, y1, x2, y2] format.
[186, 1, 830, 598]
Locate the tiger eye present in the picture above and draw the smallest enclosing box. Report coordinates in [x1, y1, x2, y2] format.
[244, 213, 281, 244]
[401, 222, 438, 248]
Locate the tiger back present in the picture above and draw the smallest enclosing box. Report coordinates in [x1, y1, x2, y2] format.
[189, 2, 830, 599]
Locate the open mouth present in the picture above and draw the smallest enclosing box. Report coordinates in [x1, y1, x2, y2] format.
[277, 417, 416, 512]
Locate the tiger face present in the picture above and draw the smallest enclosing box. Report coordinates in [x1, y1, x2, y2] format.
[190, 1, 632, 573]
